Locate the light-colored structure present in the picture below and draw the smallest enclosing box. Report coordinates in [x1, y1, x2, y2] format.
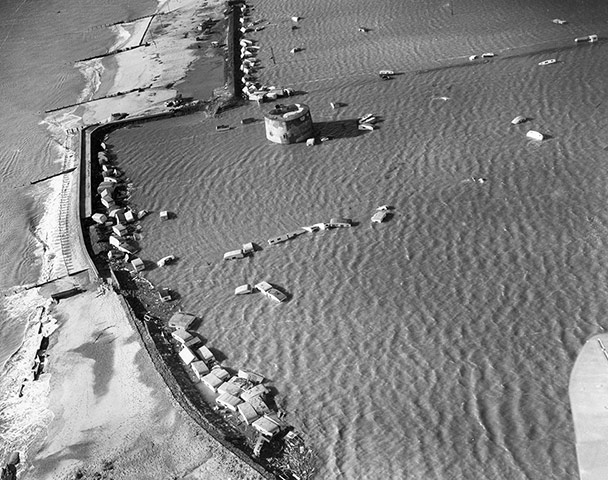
[264, 103, 314, 144]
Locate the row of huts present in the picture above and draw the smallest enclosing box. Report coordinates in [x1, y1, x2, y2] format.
[169, 311, 285, 438]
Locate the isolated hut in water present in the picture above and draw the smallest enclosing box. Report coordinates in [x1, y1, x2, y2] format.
[264, 103, 314, 144]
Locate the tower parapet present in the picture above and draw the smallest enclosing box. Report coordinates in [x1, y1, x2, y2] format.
[264, 103, 314, 144]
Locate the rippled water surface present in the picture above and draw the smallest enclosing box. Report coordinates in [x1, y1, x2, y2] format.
[108, 0, 608, 477]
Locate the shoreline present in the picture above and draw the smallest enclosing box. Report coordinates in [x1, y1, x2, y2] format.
[4, 1, 309, 478]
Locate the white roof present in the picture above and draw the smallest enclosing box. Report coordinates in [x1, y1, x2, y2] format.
[201, 373, 224, 392]
[196, 345, 215, 362]
[191, 360, 210, 378]
[237, 402, 260, 425]
[218, 381, 243, 397]
[169, 312, 197, 329]
[241, 384, 269, 402]
[252, 415, 281, 436]
[255, 281, 272, 292]
[178, 347, 196, 365]
[171, 328, 194, 344]
[212, 368, 231, 381]
[216, 392, 242, 412]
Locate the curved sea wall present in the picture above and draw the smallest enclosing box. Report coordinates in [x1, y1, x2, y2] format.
[79, 119, 272, 479]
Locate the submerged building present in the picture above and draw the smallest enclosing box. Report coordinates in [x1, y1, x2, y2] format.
[264, 103, 314, 144]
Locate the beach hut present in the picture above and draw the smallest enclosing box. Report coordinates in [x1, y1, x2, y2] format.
[158, 287, 172, 302]
[216, 392, 242, 412]
[112, 224, 128, 237]
[252, 415, 281, 437]
[223, 249, 245, 261]
[238, 369, 265, 384]
[109, 235, 122, 248]
[169, 312, 197, 330]
[201, 372, 224, 392]
[185, 335, 201, 350]
[196, 345, 215, 364]
[329, 217, 353, 228]
[191, 360, 210, 380]
[124, 210, 136, 223]
[97, 181, 116, 194]
[116, 240, 139, 255]
[241, 384, 269, 402]
[178, 346, 196, 365]
[249, 394, 271, 416]
[237, 402, 260, 425]
[130, 257, 145, 272]
[91, 213, 107, 224]
[212, 367, 231, 382]
[108, 207, 124, 218]
[101, 197, 115, 209]
[526, 130, 545, 141]
[171, 328, 194, 345]
[235, 284, 253, 295]
[218, 381, 243, 397]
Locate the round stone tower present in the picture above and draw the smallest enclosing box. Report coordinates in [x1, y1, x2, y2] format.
[264, 103, 314, 144]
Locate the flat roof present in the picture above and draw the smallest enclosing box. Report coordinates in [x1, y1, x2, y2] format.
[264, 103, 309, 121]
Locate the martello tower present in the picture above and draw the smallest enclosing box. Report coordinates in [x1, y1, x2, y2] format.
[264, 103, 314, 144]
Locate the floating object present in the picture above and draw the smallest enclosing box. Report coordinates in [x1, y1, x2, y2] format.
[538, 58, 557, 66]
[235, 284, 253, 295]
[320, 136, 330, 142]
[526, 130, 545, 141]
[481, 52, 495, 58]
[329, 217, 353, 228]
[330, 102, 337, 109]
[224, 249, 245, 261]
[255, 281, 287, 303]
[552, 18, 567, 25]
[291, 16, 300, 22]
[157, 255, 176, 267]
[371, 210, 388, 223]
[290, 47, 302, 54]
[511, 115, 527, 125]
[359, 113, 375, 124]
[359, 27, 369, 33]
[358, 123, 375, 131]
[575, 34, 598, 43]
[216, 125, 230, 131]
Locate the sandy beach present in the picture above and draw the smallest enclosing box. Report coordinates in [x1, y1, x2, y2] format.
[3, 0, 608, 477]
[1, 0, 271, 478]
[570, 334, 608, 480]
[27, 288, 265, 480]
